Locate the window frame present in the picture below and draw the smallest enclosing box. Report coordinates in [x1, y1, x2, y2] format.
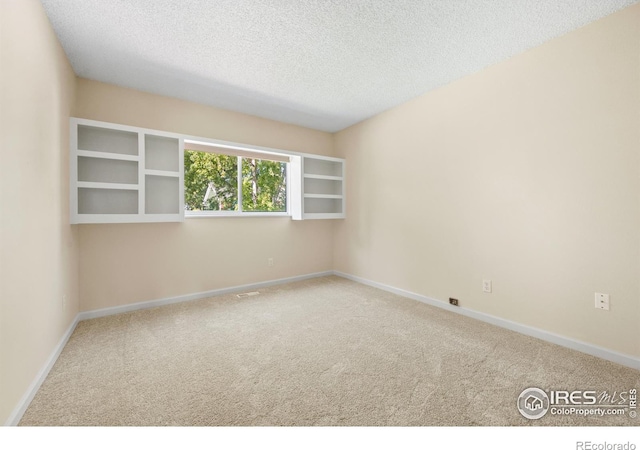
[183, 140, 291, 218]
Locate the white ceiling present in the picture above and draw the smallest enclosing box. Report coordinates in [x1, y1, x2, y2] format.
[41, 0, 637, 132]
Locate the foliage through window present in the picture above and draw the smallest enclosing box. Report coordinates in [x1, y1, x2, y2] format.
[184, 150, 287, 213]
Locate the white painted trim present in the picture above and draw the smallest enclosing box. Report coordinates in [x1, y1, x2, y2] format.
[7, 271, 636, 427]
[341, 158, 346, 217]
[184, 139, 292, 162]
[4, 315, 80, 426]
[237, 155, 243, 213]
[78, 271, 334, 321]
[70, 120, 78, 224]
[138, 131, 145, 215]
[4, 271, 331, 426]
[332, 271, 640, 371]
[184, 211, 290, 218]
[289, 155, 303, 220]
[178, 138, 185, 215]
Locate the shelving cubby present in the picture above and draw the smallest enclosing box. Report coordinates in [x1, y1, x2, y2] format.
[301, 156, 345, 219]
[70, 118, 184, 224]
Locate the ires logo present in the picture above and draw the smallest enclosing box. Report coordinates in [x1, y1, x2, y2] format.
[518, 388, 637, 420]
[549, 390, 597, 405]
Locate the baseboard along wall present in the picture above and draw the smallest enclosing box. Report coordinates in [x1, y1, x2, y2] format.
[77, 271, 334, 321]
[4, 315, 79, 426]
[333, 271, 640, 371]
[4, 271, 331, 426]
[6, 270, 638, 426]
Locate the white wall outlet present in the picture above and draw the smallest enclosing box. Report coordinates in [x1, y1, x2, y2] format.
[62, 294, 67, 310]
[482, 279, 492, 293]
[268, 258, 274, 267]
[595, 293, 610, 311]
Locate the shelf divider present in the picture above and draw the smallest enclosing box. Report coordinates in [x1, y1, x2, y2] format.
[144, 169, 180, 177]
[303, 194, 343, 199]
[303, 174, 343, 181]
[77, 181, 139, 190]
[77, 149, 139, 161]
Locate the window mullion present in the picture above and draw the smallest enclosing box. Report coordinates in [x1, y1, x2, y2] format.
[237, 156, 242, 213]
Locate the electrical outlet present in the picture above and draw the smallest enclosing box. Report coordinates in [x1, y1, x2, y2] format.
[595, 293, 610, 311]
[483, 279, 492, 293]
[62, 294, 67, 311]
[449, 298, 459, 307]
[268, 258, 274, 267]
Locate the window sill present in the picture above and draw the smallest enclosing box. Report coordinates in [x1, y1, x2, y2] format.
[185, 211, 290, 218]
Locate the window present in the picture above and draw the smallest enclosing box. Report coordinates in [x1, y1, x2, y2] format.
[241, 157, 287, 212]
[183, 141, 288, 216]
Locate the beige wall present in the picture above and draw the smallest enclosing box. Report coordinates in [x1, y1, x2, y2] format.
[334, 4, 640, 357]
[75, 80, 335, 311]
[0, 0, 78, 424]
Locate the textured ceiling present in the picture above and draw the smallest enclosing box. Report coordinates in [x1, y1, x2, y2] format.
[41, 0, 638, 132]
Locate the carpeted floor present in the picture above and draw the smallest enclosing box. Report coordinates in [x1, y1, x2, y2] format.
[20, 276, 639, 426]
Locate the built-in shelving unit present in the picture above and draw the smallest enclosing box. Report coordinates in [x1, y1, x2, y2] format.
[70, 118, 184, 224]
[300, 156, 345, 219]
[71, 118, 344, 223]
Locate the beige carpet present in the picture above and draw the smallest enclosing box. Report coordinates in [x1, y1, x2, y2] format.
[20, 276, 639, 426]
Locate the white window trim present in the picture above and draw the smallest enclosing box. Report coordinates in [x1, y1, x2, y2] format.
[185, 212, 290, 218]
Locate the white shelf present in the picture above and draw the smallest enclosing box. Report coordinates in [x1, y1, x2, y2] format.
[73, 214, 183, 224]
[302, 213, 346, 220]
[77, 187, 138, 215]
[299, 155, 345, 219]
[77, 181, 139, 190]
[303, 174, 342, 181]
[304, 177, 342, 196]
[304, 157, 343, 178]
[145, 175, 180, 214]
[145, 134, 180, 172]
[304, 197, 342, 209]
[78, 124, 138, 156]
[145, 169, 180, 177]
[304, 194, 343, 199]
[78, 157, 138, 185]
[77, 150, 139, 161]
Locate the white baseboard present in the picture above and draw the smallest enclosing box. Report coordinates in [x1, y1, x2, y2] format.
[7, 269, 636, 427]
[5, 271, 333, 426]
[333, 271, 640, 371]
[4, 315, 80, 426]
[78, 271, 334, 321]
